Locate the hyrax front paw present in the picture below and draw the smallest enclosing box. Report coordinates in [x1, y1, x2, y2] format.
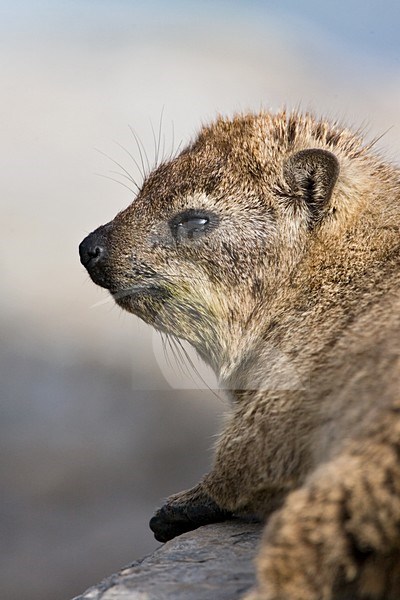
[149, 483, 232, 543]
[249, 452, 398, 600]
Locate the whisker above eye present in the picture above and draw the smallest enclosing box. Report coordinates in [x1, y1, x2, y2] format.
[95, 148, 141, 191]
[129, 125, 151, 176]
[95, 173, 137, 195]
[113, 140, 145, 187]
[108, 169, 141, 190]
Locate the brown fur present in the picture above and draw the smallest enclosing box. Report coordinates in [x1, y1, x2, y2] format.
[80, 110, 400, 599]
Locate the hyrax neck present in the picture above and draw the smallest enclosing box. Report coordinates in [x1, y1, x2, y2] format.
[218, 205, 400, 394]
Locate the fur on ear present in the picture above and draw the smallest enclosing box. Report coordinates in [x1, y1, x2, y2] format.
[283, 149, 340, 225]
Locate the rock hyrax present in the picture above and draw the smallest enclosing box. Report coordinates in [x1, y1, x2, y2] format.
[80, 110, 400, 599]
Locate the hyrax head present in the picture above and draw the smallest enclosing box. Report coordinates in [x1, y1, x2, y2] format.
[80, 112, 344, 371]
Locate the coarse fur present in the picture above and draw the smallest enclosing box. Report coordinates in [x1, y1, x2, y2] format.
[80, 110, 400, 599]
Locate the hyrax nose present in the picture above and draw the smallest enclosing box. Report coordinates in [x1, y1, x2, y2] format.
[79, 230, 108, 269]
[79, 226, 113, 289]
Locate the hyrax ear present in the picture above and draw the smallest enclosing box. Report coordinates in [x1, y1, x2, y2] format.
[283, 149, 339, 225]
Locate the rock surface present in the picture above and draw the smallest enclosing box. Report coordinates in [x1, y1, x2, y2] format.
[73, 520, 263, 600]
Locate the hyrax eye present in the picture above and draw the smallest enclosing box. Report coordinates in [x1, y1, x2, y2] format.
[183, 217, 208, 229]
[169, 210, 218, 241]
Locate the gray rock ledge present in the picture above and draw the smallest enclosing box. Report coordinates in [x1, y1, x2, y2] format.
[73, 520, 263, 600]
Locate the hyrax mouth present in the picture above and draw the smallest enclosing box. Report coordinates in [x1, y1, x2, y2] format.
[79, 227, 172, 323]
[111, 282, 168, 303]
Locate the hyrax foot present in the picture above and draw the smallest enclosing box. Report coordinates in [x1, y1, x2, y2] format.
[149, 483, 232, 543]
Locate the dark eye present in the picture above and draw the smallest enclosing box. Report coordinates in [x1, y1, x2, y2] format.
[169, 210, 218, 241]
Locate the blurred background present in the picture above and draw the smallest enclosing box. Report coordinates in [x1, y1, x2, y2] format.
[1, 1, 400, 598]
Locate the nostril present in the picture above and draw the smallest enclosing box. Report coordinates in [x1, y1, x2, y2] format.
[79, 233, 107, 268]
[88, 246, 103, 260]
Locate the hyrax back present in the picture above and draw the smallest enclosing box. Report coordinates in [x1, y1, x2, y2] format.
[80, 111, 400, 599]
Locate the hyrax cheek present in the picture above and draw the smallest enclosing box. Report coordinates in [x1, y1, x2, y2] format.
[147, 221, 175, 249]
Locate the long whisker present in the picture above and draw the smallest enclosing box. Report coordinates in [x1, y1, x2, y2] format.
[90, 284, 225, 400]
[169, 120, 175, 162]
[89, 284, 156, 309]
[167, 335, 186, 377]
[157, 106, 165, 165]
[95, 148, 140, 190]
[108, 169, 141, 191]
[150, 118, 158, 169]
[161, 332, 174, 372]
[113, 141, 145, 186]
[174, 337, 223, 399]
[95, 172, 137, 195]
[173, 139, 183, 159]
[169, 120, 184, 161]
[171, 336, 194, 380]
[129, 125, 151, 175]
[161, 132, 166, 165]
[90, 294, 115, 308]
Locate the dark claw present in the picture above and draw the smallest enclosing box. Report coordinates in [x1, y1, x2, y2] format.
[149, 513, 195, 542]
[149, 498, 233, 543]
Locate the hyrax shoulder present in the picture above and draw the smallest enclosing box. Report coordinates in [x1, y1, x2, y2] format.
[80, 111, 400, 600]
